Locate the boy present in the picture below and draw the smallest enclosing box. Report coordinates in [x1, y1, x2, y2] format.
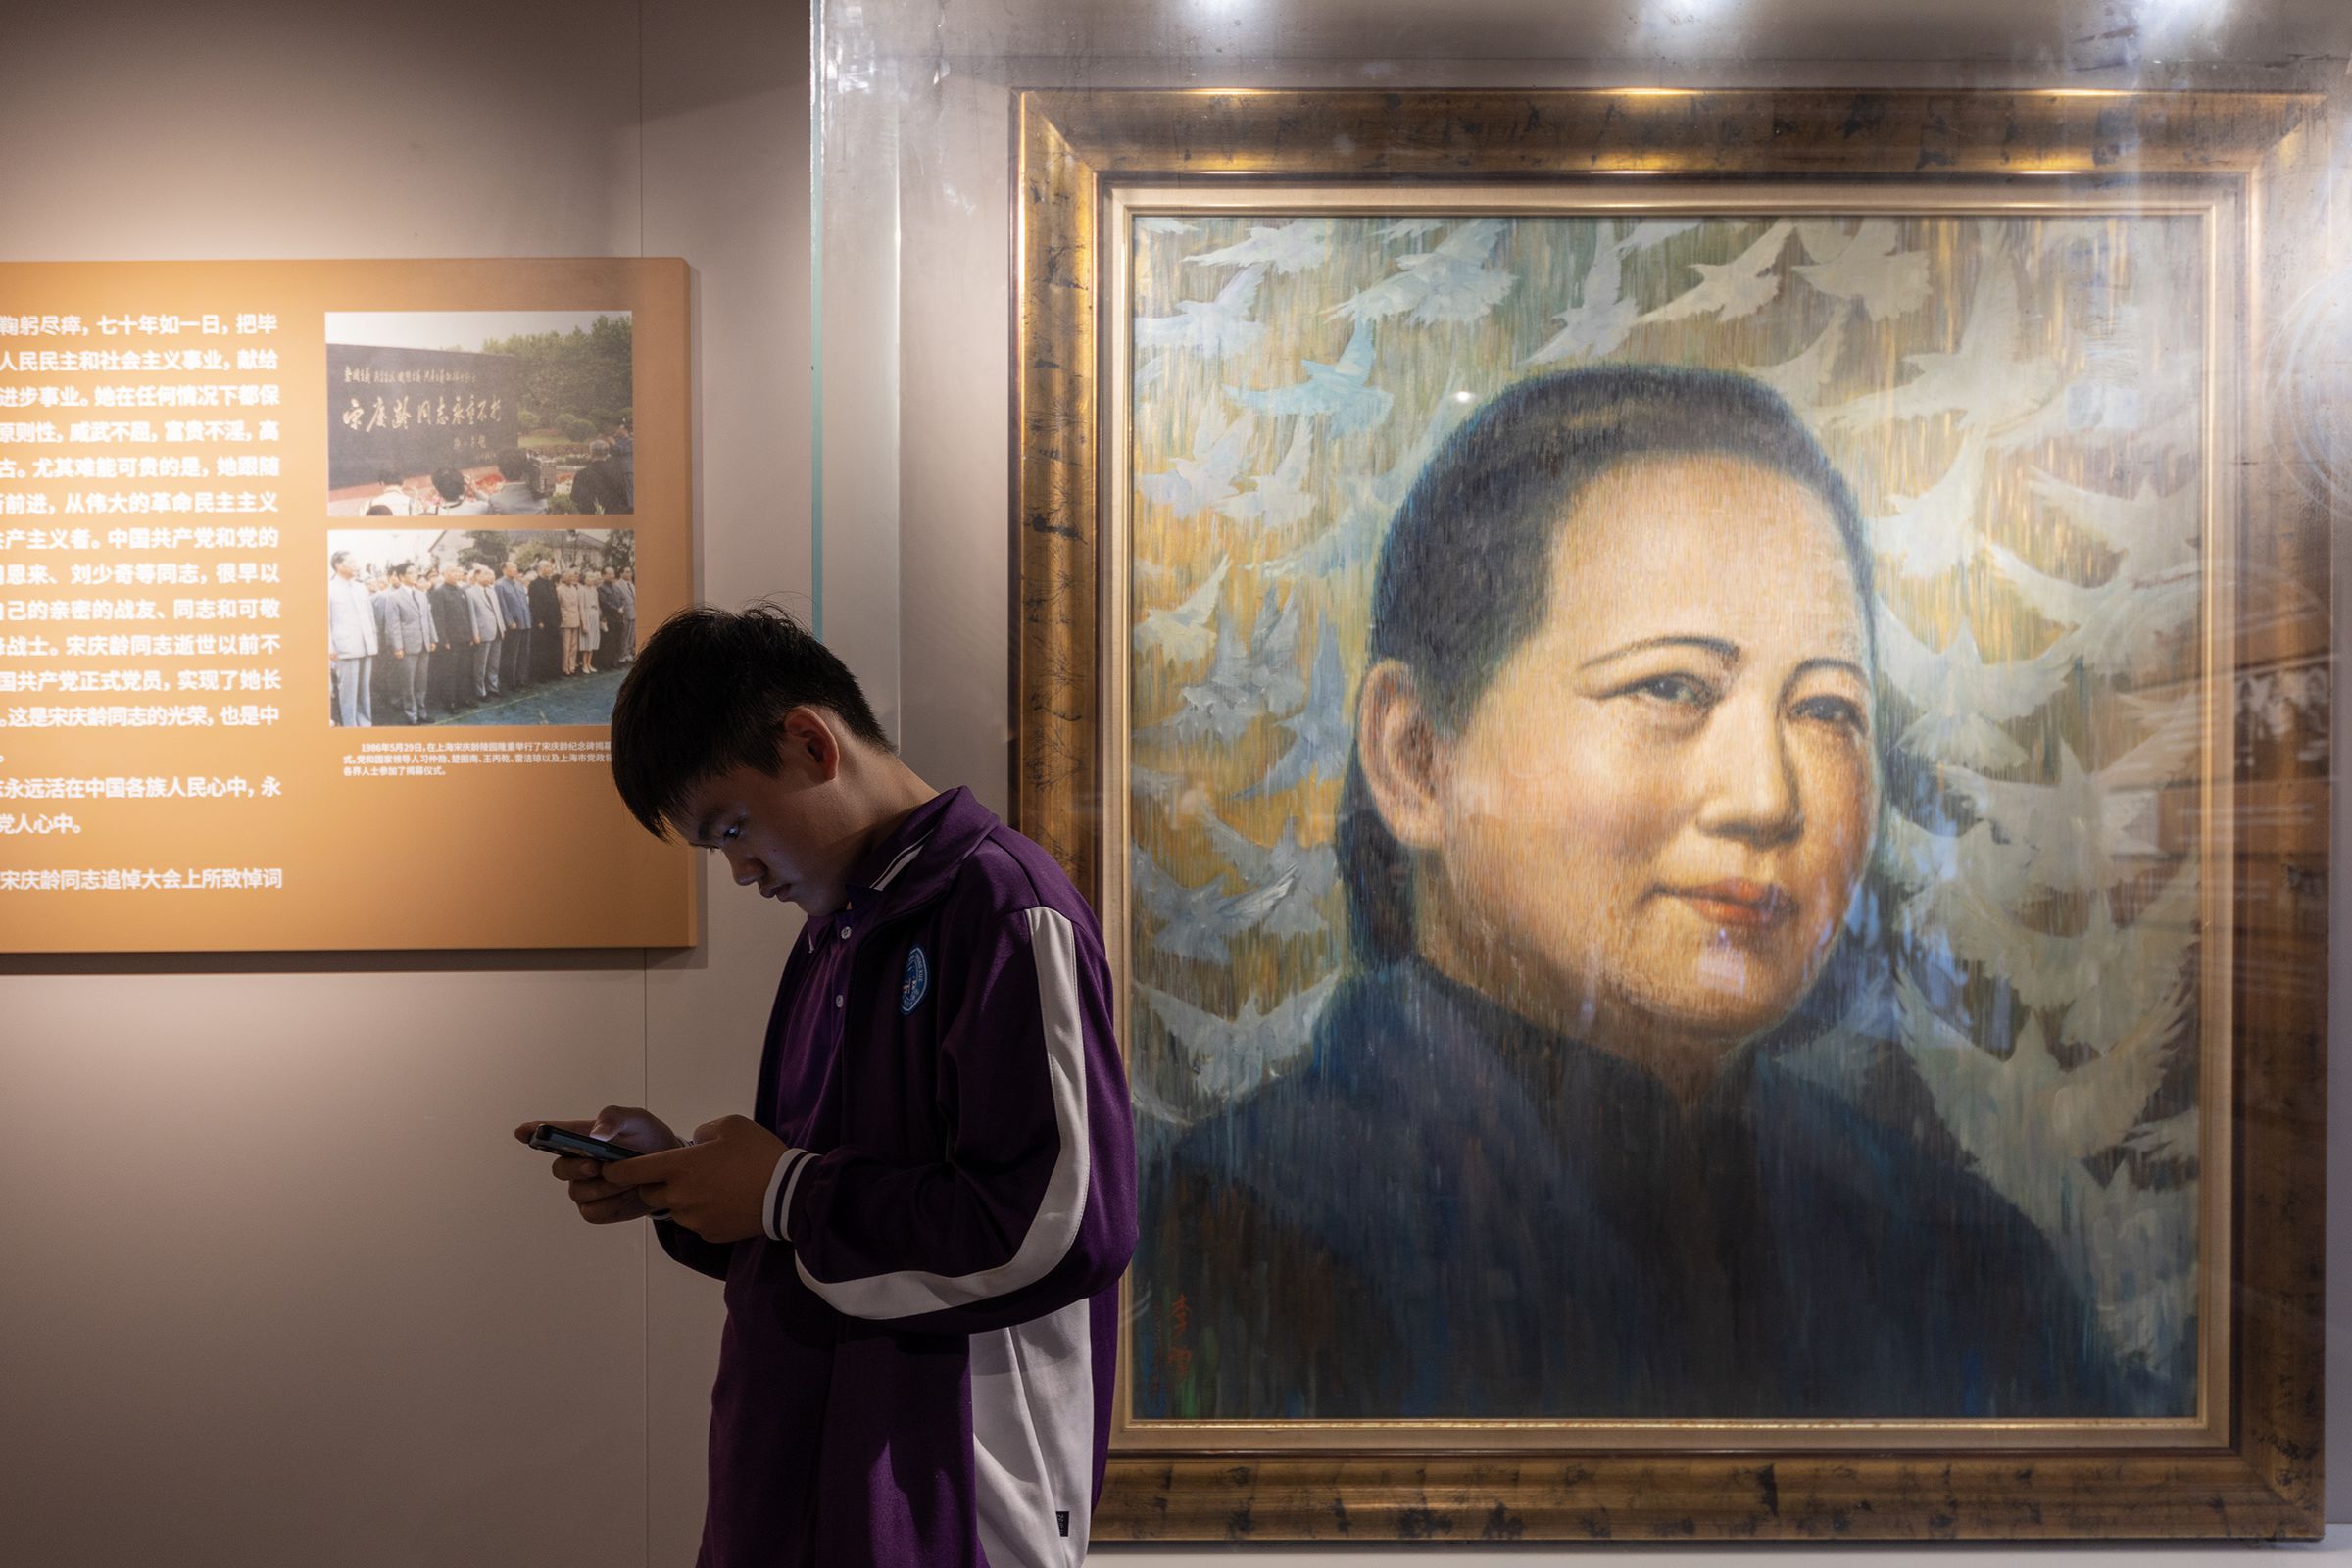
[517, 603, 1135, 1567]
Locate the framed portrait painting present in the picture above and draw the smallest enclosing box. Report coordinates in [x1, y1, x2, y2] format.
[1010, 88, 2328, 1540]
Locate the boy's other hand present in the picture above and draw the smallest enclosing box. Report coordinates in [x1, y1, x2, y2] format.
[513, 1105, 683, 1226]
[596, 1115, 788, 1245]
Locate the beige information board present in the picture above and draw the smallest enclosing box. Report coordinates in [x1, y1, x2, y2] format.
[0, 258, 695, 951]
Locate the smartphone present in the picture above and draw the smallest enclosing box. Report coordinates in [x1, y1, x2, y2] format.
[527, 1123, 647, 1165]
[526, 1123, 672, 1220]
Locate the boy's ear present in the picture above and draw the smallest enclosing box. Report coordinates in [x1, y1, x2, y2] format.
[778, 706, 844, 783]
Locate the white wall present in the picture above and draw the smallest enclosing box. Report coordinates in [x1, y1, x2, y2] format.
[0, 3, 2344, 1565]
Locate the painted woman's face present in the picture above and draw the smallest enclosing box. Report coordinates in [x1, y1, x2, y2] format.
[1399, 452, 1878, 1058]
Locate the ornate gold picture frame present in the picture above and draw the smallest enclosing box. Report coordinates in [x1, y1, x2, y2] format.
[1012, 88, 2328, 1541]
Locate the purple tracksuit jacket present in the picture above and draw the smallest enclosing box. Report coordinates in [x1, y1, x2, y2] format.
[656, 786, 1138, 1567]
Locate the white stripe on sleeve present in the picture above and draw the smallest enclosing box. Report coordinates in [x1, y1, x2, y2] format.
[794, 905, 1092, 1319]
[762, 1149, 811, 1242]
[779, 1145, 816, 1242]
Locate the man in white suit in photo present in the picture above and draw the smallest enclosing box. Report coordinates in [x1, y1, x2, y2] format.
[327, 550, 379, 727]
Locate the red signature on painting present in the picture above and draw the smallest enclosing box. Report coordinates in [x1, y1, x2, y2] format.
[1167, 1293, 1193, 1385]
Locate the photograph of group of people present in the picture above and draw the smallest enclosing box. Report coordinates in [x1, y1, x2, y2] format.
[325, 527, 638, 728]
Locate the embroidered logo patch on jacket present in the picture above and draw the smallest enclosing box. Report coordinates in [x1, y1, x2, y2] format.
[901, 945, 929, 1013]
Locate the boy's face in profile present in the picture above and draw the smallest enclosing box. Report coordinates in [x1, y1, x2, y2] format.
[674, 714, 864, 922]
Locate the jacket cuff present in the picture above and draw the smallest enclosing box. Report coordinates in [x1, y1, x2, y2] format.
[763, 1147, 817, 1242]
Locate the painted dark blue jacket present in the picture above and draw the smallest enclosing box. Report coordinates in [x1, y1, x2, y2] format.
[1138, 956, 2139, 1421]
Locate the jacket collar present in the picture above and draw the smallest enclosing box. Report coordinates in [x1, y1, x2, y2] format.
[841, 785, 1001, 924]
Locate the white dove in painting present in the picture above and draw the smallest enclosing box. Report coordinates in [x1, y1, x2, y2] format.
[1898, 973, 2189, 1174]
[1866, 434, 1992, 579]
[1135, 263, 1268, 360]
[1981, 539, 2198, 678]
[1329, 219, 1518, 328]
[1261, 385, 1473, 581]
[1139, 588, 1307, 747]
[2025, 469, 2199, 578]
[1872, 598, 2071, 770]
[1894, 843, 2032, 990]
[1939, 743, 2168, 897]
[1877, 808, 1966, 894]
[1900, 832, 2191, 1044]
[1129, 846, 1299, 966]
[1743, 310, 1849, 412]
[1793, 219, 1933, 321]
[1634, 219, 1795, 327]
[1135, 976, 1340, 1102]
[1192, 808, 1340, 942]
[1980, 471, 2201, 675]
[1138, 404, 1257, 517]
[1228, 317, 1394, 436]
[1884, 818, 2039, 985]
[2052, 700, 2206, 886]
[1241, 621, 1351, 798]
[1824, 244, 2059, 434]
[1132, 556, 1231, 664]
[1259, 495, 1384, 583]
[1523, 232, 1639, 367]
[1184, 219, 1335, 275]
[2054, 873, 2201, 1056]
[1881, 813, 2032, 910]
[1958, 863, 2200, 1046]
[1897, 966, 2201, 1373]
[1214, 423, 1317, 532]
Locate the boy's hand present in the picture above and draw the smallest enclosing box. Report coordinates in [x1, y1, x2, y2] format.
[514, 1105, 682, 1226]
[597, 1115, 788, 1245]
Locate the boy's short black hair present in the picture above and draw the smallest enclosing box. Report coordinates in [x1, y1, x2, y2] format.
[610, 601, 893, 839]
[431, 467, 466, 503]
